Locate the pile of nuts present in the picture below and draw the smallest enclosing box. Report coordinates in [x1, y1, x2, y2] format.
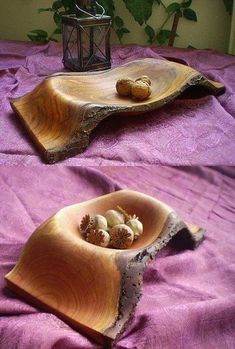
[79, 206, 143, 249]
[116, 75, 152, 100]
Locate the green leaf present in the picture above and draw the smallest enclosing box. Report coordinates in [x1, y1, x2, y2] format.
[173, 9, 183, 17]
[27, 34, 47, 43]
[27, 30, 49, 43]
[123, 0, 154, 26]
[28, 29, 48, 37]
[58, 9, 72, 16]
[116, 27, 130, 40]
[58, 10, 67, 16]
[52, 0, 63, 11]
[114, 16, 124, 28]
[53, 12, 62, 27]
[166, 2, 181, 13]
[49, 37, 59, 42]
[120, 27, 130, 34]
[61, 0, 75, 11]
[183, 8, 197, 21]
[145, 25, 155, 44]
[181, 0, 192, 8]
[54, 27, 62, 34]
[156, 29, 172, 45]
[38, 8, 53, 14]
[223, 0, 233, 15]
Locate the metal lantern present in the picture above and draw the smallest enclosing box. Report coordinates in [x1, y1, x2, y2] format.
[62, 0, 112, 72]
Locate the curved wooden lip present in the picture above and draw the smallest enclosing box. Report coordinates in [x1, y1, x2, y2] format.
[5, 189, 205, 345]
[49, 58, 225, 95]
[10, 58, 225, 164]
[14, 58, 225, 111]
[56, 189, 174, 253]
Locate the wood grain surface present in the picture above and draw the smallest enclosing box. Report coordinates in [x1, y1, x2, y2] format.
[10, 58, 225, 164]
[5, 190, 205, 346]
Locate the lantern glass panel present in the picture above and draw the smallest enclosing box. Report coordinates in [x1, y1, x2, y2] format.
[62, 15, 111, 72]
[62, 25, 80, 65]
[81, 25, 108, 68]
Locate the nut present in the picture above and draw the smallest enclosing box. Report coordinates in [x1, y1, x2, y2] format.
[104, 209, 125, 227]
[131, 81, 151, 100]
[92, 215, 108, 231]
[127, 218, 143, 239]
[80, 214, 93, 237]
[86, 229, 110, 247]
[135, 75, 151, 86]
[116, 78, 134, 96]
[109, 224, 134, 249]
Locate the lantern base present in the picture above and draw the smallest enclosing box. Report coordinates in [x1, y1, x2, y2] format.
[63, 57, 111, 72]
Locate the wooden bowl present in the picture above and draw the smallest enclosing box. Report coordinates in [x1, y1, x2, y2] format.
[10, 58, 225, 164]
[5, 190, 204, 345]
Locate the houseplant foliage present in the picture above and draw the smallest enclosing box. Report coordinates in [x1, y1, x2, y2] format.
[224, 0, 233, 14]
[28, 0, 233, 46]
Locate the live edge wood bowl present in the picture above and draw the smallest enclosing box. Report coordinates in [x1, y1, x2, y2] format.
[5, 190, 205, 346]
[10, 58, 225, 164]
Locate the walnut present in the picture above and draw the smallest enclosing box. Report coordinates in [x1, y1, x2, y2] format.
[131, 81, 152, 100]
[116, 78, 134, 97]
[109, 224, 134, 249]
[135, 75, 151, 86]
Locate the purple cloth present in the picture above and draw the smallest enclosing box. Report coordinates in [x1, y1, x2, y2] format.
[0, 40, 235, 165]
[0, 166, 235, 348]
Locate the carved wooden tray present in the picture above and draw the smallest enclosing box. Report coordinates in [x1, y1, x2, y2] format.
[10, 58, 225, 164]
[5, 190, 204, 346]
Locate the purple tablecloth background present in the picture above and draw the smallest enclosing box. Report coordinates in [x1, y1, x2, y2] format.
[0, 40, 235, 166]
[0, 166, 235, 348]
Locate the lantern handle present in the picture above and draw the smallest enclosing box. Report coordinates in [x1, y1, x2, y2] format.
[75, 1, 105, 18]
[95, 1, 105, 17]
